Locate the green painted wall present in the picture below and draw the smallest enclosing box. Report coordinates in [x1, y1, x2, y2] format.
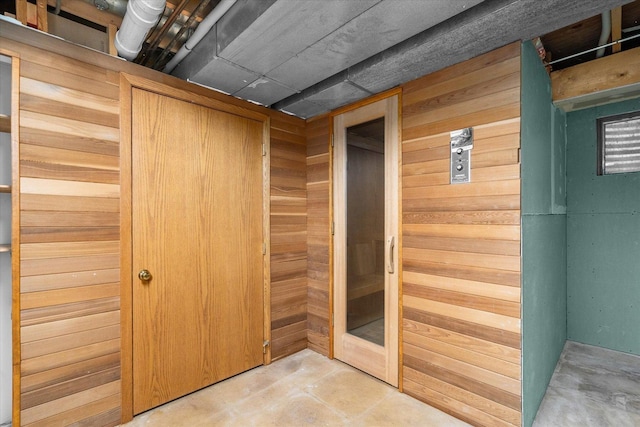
[566, 97, 640, 356]
[520, 41, 568, 427]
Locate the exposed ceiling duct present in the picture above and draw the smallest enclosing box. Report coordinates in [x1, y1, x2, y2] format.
[169, 0, 632, 119]
[163, 0, 236, 73]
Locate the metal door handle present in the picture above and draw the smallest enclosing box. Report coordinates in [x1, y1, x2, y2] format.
[138, 269, 152, 282]
[387, 236, 395, 274]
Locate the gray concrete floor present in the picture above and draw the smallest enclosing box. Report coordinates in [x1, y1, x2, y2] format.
[534, 341, 640, 427]
[122, 349, 470, 426]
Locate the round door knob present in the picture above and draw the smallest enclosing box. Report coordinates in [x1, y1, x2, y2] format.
[138, 269, 152, 282]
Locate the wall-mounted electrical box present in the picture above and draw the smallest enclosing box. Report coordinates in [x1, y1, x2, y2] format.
[450, 127, 473, 184]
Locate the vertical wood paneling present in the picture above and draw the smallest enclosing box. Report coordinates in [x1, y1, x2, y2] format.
[269, 115, 308, 360]
[306, 115, 331, 356]
[401, 42, 522, 427]
[18, 55, 122, 426]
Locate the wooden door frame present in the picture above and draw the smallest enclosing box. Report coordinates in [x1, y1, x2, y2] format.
[329, 88, 403, 388]
[2, 47, 23, 427]
[119, 74, 271, 423]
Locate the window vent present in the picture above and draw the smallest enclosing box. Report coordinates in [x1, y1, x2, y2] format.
[597, 111, 640, 175]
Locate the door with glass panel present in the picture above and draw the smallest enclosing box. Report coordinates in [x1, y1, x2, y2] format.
[333, 95, 399, 386]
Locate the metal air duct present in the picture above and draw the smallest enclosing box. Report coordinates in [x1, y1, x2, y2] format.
[163, 0, 236, 73]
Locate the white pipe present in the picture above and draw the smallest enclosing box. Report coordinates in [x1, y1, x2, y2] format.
[622, 24, 640, 33]
[115, 0, 166, 61]
[163, 0, 237, 73]
[596, 11, 611, 58]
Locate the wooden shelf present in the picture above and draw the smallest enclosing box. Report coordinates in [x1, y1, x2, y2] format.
[0, 244, 10, 253]
[0, 185, 10, 193]
[0, 114, 9, 133]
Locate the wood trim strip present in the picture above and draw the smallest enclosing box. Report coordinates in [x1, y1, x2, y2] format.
[12, 53, 23, 427]
[118, 73, 134, 423]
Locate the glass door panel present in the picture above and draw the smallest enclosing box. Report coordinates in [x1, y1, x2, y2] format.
[346, 118, 385, 346]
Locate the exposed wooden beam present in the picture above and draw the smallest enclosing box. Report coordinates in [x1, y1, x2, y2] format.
[15, 0, 28, 25]
[26, 2, 37, 27]
[552, 46, 640, 111]
[611, 7, 622, 53]
[36, 0, 48, 32]
[108, 23, 118, 56]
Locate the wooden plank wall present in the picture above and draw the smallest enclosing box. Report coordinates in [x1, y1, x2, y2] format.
[305, 115, 331, 356]
[269, 114, 308, 360]
[5, 28, 308, 425]
[17, 44, 122, 426]
[400, 42, 522, 427]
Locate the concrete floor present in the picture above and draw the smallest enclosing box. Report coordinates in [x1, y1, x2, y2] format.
[121, 349, 470, 427]
[534, 341, 640, 427]
[121, 340, 640, 426]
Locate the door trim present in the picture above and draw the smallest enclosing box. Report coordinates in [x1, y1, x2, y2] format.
[119, 74, 270, 423]
[330, 90, 401, 387]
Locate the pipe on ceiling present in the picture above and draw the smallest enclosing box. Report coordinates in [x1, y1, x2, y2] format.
[162, 0, 236, 73]
[114, 0, 166, 61]
[596, 11, 611, 58]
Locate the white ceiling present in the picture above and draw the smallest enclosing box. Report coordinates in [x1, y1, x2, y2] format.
[171, 0, 632, 118]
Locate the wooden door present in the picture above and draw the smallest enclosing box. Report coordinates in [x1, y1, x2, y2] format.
[131, 88, 264, 414]
[333, 95, 399, 386]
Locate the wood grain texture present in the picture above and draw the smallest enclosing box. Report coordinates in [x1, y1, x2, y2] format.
[306, 115, 331, 356]
[269, 113, 307, 361]
[6, 26, 310, 426]
[401, 42, 522, 426]
[131, 89, 264, 414]
[15, 53, 123, 427]
[551, 45, 640, 102]
[0, 114, 10, 133]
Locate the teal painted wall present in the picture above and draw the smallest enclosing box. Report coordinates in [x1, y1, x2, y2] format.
[566, 97, 640, 356]
[521, 41, 568, 427]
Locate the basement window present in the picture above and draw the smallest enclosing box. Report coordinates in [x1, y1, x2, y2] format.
[597, 111, 640, 175]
